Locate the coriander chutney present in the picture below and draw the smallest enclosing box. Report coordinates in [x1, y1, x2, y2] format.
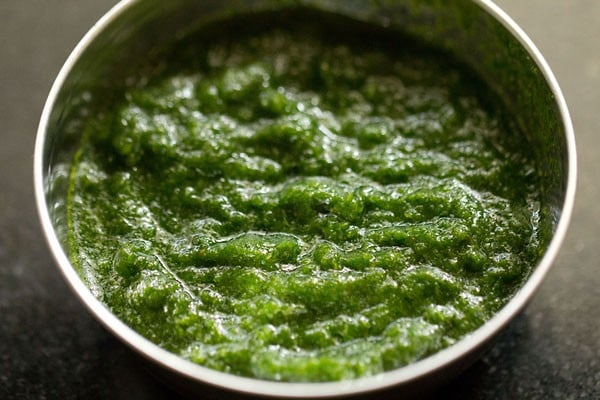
[67, 10, 543, 382]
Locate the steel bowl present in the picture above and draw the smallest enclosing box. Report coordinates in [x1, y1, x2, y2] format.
[34, 0, 576, 397]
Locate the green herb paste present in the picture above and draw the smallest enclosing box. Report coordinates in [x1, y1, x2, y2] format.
[68, 11, 542, 382]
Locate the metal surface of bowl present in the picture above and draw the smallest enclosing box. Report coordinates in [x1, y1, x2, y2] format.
[34, 0, 576, 397]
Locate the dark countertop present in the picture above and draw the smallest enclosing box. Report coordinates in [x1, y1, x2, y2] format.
[1, 1, 598, 398]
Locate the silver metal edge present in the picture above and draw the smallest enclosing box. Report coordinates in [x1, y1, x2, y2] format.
[33, 0, 577, 397]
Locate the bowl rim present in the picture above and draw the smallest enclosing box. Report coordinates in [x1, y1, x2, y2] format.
[33, 0, 577, 397]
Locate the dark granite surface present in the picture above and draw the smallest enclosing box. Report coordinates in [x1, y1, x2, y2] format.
[0, 1, 597, 398]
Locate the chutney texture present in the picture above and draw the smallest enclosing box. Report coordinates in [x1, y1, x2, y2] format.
[68, 18, 542, 382]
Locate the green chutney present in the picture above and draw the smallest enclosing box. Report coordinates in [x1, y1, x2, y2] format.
[67, 11, 543, 382]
